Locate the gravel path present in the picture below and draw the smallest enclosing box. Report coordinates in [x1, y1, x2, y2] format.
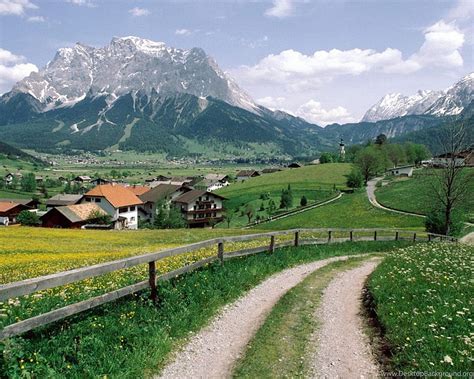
[157, 254, 364, 379]
[310, 259, 381, 378]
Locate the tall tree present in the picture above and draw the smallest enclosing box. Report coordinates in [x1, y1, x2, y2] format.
[354, 147, 384, 185]
[428, 124, 472, 235]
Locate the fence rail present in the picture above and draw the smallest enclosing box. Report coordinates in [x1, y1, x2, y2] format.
[0, 228, 456, 339]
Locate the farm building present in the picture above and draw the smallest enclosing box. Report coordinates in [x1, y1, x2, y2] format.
[287, 162, 302, 168]
[41, 203, 108, 229]
[236, 170, 260, 181]
[46, 194, 83, 208]
[138, 184, 191, 223]
[0, 201, 31, 225]
[172, 190, 226, 228]
[195, 178, 229, 192]
[82, 184, 143, 230]
[387, 165, 414, 177]
[432, 149, 473, 167]
[262, 168, 282, 174]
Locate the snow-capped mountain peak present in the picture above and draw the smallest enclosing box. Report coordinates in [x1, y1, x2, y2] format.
[362, 73, 473, 122]
[11, 36, 257, 112]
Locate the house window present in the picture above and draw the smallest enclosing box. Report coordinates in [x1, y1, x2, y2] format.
[85, 198, 91, 202]
[213, 212, 216, 217]
[194, 205, 197, 210]
[213, 204, 216, 208]
[193, 214, 197, 219]
[130, 206, 136, 211]
[206, 196, 209, 201]
[119, 207, 128, 213]
[95, 198, 100, 203]
[198, 197, 202, 201]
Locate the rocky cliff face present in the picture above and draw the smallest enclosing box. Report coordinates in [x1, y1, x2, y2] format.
[8, 36, 257, 113]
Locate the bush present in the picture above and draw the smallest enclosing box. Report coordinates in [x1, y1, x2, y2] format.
[425, 209, 464, 236]
[300, 196, 308, 206]
[346, 169, 363, 188]
[17, 210, 40, 226]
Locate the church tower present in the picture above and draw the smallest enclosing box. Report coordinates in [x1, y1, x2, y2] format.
[339, 138, 345, 161]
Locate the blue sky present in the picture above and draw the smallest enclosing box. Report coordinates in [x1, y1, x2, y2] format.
[0, 0, 473, 124]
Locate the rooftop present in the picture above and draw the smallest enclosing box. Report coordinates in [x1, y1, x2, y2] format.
[85, 184, 143, 208]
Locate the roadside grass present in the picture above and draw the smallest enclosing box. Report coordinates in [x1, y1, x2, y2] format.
[216, 163, 350, 227]
[256, 190, 425, 230]
[376, 168, 474, 221]
[0, 241, 410, 378]
[233, 255, 377, 379]
[367, 243, 473, 372]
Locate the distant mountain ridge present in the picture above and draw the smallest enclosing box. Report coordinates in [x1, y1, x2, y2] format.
[0, 37, 472, 158]
[362, 73, 473, 122]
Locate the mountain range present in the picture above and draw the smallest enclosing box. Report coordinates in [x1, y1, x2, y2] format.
[0, 36, 472, 159]
[362, 73, 473, 122]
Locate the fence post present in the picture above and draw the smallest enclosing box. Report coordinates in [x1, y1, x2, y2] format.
[374, 231, 377, 241]
[413, 233, 417, 242]
[269, 235, 275, 253]
[428, 234, 432, 242]
[294, 231, 299, 247]
[350, 230, 353, 242]
[328, 230, 332, 243]
[218, 241, 224, 263]
[395, 231, 399, 241]
[148, 261, 157, 303]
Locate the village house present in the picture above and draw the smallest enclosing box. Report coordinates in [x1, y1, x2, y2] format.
[0, 201, 31, 225]
[40, 203, 108, 229]
[0, 198, 40, 209]
[432, 150, 473, 167]
[82, 184, 143, 229]
[204, 173, 230, 182]
[387, 165, 414, 177]
[46, 194, 84, 209]
[195, 178, 229, 192]
[172, 190, 226, 228]
[4, 172, 22, 186]
[72, 175, 92, 184]
[261, 168, 282, 174]
[236, 170, 260, 182]
[139, 184, 191, 223]
[90, 178, 111, 186]
[121, 184, 150, 197]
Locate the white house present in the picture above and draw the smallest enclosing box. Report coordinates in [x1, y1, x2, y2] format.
[82, 184, 143, 229]
[172, 190, 226, 228]
[387, 165, 414, 177]
[432, 150, 473, 168]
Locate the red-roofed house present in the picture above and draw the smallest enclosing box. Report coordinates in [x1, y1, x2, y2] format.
[0, 201, 31, 225]
[82, 184, 143, 229]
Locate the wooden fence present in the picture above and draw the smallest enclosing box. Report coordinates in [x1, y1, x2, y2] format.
[0, 228, 456, 339]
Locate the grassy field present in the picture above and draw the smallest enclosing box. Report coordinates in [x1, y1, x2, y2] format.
[256, 190, 425, 230]
[368, 243, 473, 372]
[0, 241, 409, 378]
[376, 168, 474, 221]
[233, 255, 376, 378]
[216, 163, 350, 227]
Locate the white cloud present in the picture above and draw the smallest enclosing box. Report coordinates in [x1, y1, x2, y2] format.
[175, 28, 192, 36]
[265, 0, 293, 18]
[27, 15, 44, 22]
[128, 7, 150, 17]
[447, 0, 474, 21]
[296, 100, 356, 126]
[410, 21, 464, 68]
[65, 0, 95, 7]
[0, 0, 37, 15]
[0, 48, 37, 93]
[233, 19, 465, 92]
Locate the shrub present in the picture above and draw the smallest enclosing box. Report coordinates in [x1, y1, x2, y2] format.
[346, 169, 363, 188]
[300, 196, 308, 206]
[17, 210, 40, 226]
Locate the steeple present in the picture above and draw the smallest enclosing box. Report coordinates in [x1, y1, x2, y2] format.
[339, 138, 345, 161]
